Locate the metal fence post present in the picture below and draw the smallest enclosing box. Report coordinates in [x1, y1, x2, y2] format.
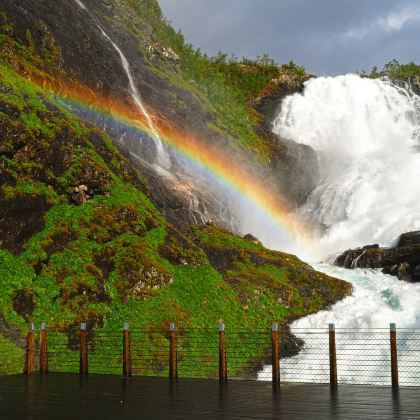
[219, 323, 227, 382]
[329, 323, 337, 387]
[271, 323, 280, 385]
[169, 323, 177, 380]
[390, 323, 399, 388]
[23, 323, 35, 374]
[123, 323, 132, 377]
[79, 323, 88, 375]
[39, 323, 48, 374]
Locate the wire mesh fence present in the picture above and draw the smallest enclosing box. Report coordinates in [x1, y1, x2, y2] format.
[279, 329, 330, 384]
[335, 329, 391, 386]
[5, 324, 420, 387]
[48, 328, 80, 373]
[227, 331, 271, 380]
[177, 330, 219, 379]
[130, 330, 169, 377]
[397, 330, 420, 386]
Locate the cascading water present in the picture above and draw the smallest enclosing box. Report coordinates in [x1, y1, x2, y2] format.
[72, 0, 229, 225]
[96, 26, 171, 169]
[258, 74, 420, 384]
[274, 74, 420, 255]
[74, 0, 170, 168]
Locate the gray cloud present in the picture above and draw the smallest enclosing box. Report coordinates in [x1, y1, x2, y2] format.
[158, 0, 420, 75]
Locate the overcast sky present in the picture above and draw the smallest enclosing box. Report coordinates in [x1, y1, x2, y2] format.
[158, 0, 420, 75]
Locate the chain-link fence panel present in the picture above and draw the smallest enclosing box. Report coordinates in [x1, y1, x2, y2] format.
[47, 329, 79, 373]
[177, 330, 219, 379]
[89, 330, 122, 375]
[130, 330, 169, 377]
[16, 325, 420, 386]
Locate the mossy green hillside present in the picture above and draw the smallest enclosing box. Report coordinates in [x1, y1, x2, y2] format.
[0, 59, 351, 376]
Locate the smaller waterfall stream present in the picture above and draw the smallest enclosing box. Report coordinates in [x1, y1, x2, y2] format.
[74, 0, 86, 10]
[74, 0, 170, 168]
[96, 26, 170, 169]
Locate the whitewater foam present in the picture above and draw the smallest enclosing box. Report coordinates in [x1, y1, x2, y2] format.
[274, 74, 420, 255]
[259, 263, 420, 385]
[263, 76, 420, 384]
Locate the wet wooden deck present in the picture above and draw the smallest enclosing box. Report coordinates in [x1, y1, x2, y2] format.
[0, 374, 418, 419]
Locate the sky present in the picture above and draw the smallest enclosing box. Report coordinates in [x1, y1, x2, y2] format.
[158, 0, 420, 76]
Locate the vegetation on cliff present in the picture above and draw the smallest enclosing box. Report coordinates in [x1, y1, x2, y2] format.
[368, 59, 420, 83]
[0, 1, 351, 376]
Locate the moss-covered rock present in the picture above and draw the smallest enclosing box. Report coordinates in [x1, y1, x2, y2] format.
[194, 224, 352, 318]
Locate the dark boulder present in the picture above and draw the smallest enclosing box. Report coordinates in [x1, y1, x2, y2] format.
[397, 231, 420, 247]
[243, 234, 261, 245]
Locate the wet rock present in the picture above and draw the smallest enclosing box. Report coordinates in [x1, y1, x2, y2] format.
[397, 262, 412, 281]
[252, 72, 320, 207]
[398, 231, 420, 247]
[12, 290, 35, 321]
[0, 194, 49, 254]
[73, 184, 89, 204]
[335, 231, 420, 282]
[363, 244, 379, 249]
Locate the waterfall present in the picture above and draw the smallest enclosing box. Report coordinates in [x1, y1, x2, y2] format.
[274, 74, 420, 255]
[74, 0, 86, 10]
[255, 74, 420, 385]
[74, 0, 170, 168]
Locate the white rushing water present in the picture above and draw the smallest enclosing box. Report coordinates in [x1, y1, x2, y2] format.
[274, 74, 420, 255]
[259, 75, 420, 384]
[258, 264, 420, 385]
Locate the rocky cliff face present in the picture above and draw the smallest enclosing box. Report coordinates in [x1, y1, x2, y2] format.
[253, 73, 320, 207]
[3, 0, 320, 228]
[2, 0, 231, 230]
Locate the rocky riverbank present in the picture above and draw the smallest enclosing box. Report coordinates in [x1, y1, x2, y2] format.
[335, 231, 420, 282]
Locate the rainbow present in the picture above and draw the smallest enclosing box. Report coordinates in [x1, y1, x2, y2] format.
[38, 77, 316, 256]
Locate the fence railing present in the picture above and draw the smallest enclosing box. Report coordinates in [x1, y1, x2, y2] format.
[14, 322, 420, 387]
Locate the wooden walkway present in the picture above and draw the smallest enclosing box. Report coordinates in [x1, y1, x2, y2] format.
[0, 374, 419, 419]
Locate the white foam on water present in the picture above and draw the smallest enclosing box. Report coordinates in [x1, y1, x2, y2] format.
[259, 264, 420, 385]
